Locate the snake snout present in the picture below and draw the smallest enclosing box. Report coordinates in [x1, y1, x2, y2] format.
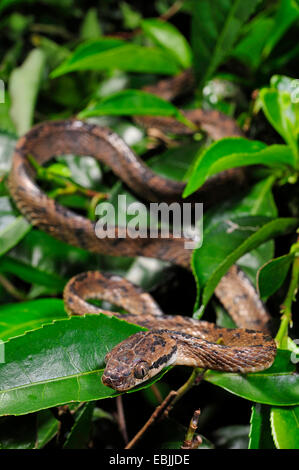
[101, 371, 128, 391]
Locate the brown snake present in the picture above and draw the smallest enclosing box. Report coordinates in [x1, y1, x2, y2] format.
[8, 70, 277, 391]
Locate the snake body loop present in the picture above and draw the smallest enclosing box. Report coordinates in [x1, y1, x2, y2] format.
[8, 72, 277, 391]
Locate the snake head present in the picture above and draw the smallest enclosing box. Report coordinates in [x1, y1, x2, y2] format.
[102, 330, 177, 391]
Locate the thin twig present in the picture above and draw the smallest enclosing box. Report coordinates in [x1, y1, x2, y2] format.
[116, 396, 128, 444]
[0, 274, 27, 300]
[163, 368, 205, 418]
[150, 384, 163, 404]
[159, 1, 184, 21]
[125, 390, 177, 449]
[181, 409, 202, 449]
[125, 368, 205, 449]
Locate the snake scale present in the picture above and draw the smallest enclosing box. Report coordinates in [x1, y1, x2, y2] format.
[8, 70, 276, 391]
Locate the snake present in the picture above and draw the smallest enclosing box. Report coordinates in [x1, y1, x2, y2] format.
[8, 70, 277, 392]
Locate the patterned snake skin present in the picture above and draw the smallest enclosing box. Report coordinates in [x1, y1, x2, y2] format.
[8, 71, 277, 391]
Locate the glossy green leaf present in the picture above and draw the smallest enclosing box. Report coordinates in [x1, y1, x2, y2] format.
[270, 405, 299, 449]
[9, 48, 46, 135]
[192, 177, 277, 314]
[0, 256, 67, 291]
[78, 89, 192, 128]
[259, 88, 299, 157]
[248, 404, 275, 449]
[192, 216, 298, 311]
[232, 17, 274, 70]
[0, 298, 67, 341]
[79, 8, 102, 41]
[0, 98, 16, 135]
[33, 36, 70, 70]
[0, 215, 31, 257]
[35, 410, 59, 449]
[120, 2, 142, 30]
[183, 138, 295, 198]
[213, 425, 250, 449]
[141, 18, 193, 68]
[191, 0, 261, 86]
[232, 0, 299, 69]
[263, 0, 299, 59]
[51, 39, 180, 78]
[147, 142, 202, 181]
[257, 253, 294, 300]
[231, 176, 278, 219]
[0, 314, 170, 416]
[0, 0, 26, 14]
[205, 350, 299, 406]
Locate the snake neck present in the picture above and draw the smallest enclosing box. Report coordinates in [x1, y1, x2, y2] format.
[170, 330, 276, 373]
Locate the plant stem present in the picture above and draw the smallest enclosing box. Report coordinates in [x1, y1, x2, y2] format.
[125, 391, 177, 449]
[181, 409, 202, 449]
[163, 368, 205, 418]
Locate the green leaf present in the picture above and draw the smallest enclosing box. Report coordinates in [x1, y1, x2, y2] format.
[0, 95, 16, 134]
[263, 0, 299, 59]
[32, 36, 70, 70]
[120, 2, 142, 30]
[51, 39, 180, 78]
[259, 88, 299, 158]
[79, 8, 102, 41]
[248, 404, 275, 449]
[147, 142, 203, 181]
[183, 137, 295, 198]
[78, 89, 192, 128]
[0, 256, 67, 291]
[0, 215, 31, 257]
[213, 425, 250, 449]
[0, 298, 67, 341]
[191, 0, 261, 87]
[205, 350, 299, 406]
[191, 177, 277, 313]
[47, 162, 72, 178]
[63, 402, 94, 449]
[0, 0, 32, 14]
[35, 410, 59, 449]
[270, 405, 299, 449]
[9, 48, 46, 135]
[0, 315, 169, 416]
[232, 0, 299, 69]
[192, 216, 298, 311]
[231, 176, 278, 218]
[232, 16, 274, 70]
[0, 415, 37, 449]
[257, 253, 294, 300]
[141, 18, 193, 68]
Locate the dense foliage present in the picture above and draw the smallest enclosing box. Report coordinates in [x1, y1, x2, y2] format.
[0, 0, 298, 449]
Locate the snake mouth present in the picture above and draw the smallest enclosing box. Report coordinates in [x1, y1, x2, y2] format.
[101, 373, 131, 391]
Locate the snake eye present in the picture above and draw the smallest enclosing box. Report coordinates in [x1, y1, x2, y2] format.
[134, 361, 149, 380]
